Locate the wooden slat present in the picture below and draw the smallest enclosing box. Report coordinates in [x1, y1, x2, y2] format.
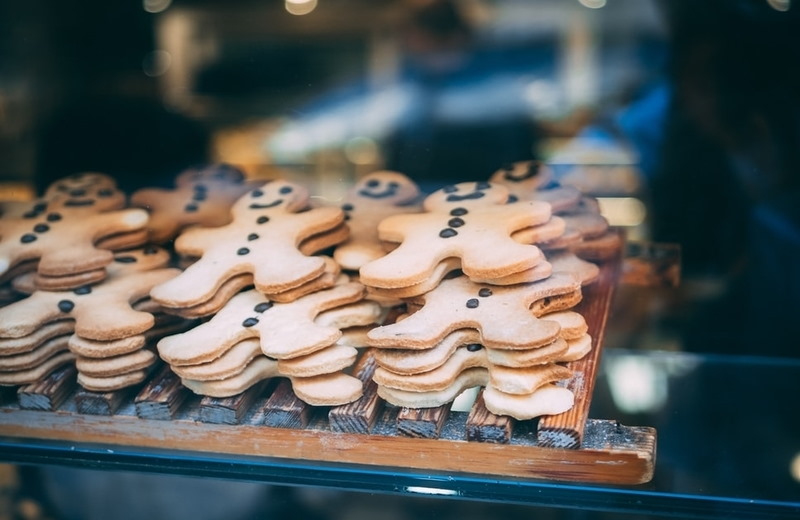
[257, 379, 310, 429]
[18, 365, 77, 412]
[396, 405, 449, 439]
[197, 383, 265, 425]
[465, 390, 514, 444]
[74, 387, 134, 415]
[134, 365, 189, 420]
[328, 349, 384, 433]
[537, 251, 621, 449]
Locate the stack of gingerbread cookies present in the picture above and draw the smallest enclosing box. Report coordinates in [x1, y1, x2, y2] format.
[0, 174, 188, 389]
[0, 246, 183, 391]
[359, 180, 602, 420]
[152, 180, 382, 406]
[490, 160, 621, 261]
[0, 173, 150, 295]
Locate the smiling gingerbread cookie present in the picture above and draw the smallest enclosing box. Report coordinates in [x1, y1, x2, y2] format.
[131, 163, 258, 244]
[333, 171, 421, 271]
[150, 180, 346, 309]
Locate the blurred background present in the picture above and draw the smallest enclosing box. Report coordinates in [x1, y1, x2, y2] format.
[1, 0, 798, 355]
[0, 0, 799, 518]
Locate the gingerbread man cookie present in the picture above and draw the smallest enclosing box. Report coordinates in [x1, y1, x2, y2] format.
[0, 202, 149, 277]
[0, 267, 179, 341]
[157, 281, 366, 365]
[150, 180, 344, 307]
[359, 182, 551, 288]
[332, 171, 421, 270]
[367, 273, 580, 349]
[131, 163, 257, 243]
[490, 160, 582, 212]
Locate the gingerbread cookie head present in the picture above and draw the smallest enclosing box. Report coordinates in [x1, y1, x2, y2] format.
[231, 180, 310, 218]
[43, 172, 118, 197]
[175, 163, 246, 187]
[422, 181, 509, 212]
[43, 173, 125, 212]
[489, 161, 554, 194]
[350, 171, 420, 206]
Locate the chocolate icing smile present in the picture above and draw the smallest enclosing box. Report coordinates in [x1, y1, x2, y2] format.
[249, 200, 283, 209]
[446, 191, 485, 202]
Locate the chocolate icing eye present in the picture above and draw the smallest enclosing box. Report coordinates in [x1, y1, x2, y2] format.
[33, 202, 47, 212]
[388, 181, 399, 189]
[507, 194, 519, 203]
[33, 224, 49, 233]
[114, 256, 137, 264]
[57, 300, 74, 313]
[254, 302, 273, 313]
[341, 203, 354, 211]
[184, 203, 198, 212]
[143, 246, 159, 255]
[69, 189, 86, 197]
[442, 185, 458, 194]
[256, 216, 269, 224]
[251, 189, 264, 198]
[279, 186, 293, 194]
[475, 181, 491, 190]
[242, 317, 259, 327]
[466, 298, 479, 309]
[46, 213, 62, 222]
[98, 189, 114, 198]
[466, 344, 483, 352]
[237, 247, 250, 255]
[365, 179, 380, 188]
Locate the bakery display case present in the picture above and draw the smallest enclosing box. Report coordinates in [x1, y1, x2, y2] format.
[0, 1, 799, 519]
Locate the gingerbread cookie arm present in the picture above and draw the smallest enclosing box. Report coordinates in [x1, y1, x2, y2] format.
[253, 282, 365, 359]
[0, 292, 72, 338]
[250, 241, 327, 294]
[173, 224, 234, 257]
[36, 209, 149, 276]
[74, 268, 180, 341]
[359, 232, 448, 288]
[151, 248, 254, 307]
[457, 229, 546, 279]
[157, 290, 267, 366]
[131, 189, 184, 242]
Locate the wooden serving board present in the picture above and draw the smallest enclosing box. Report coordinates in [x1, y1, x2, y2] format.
[0, 254, 656, 485]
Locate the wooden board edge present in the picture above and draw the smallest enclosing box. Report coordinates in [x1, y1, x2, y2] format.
[0, 409, 655, 485]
